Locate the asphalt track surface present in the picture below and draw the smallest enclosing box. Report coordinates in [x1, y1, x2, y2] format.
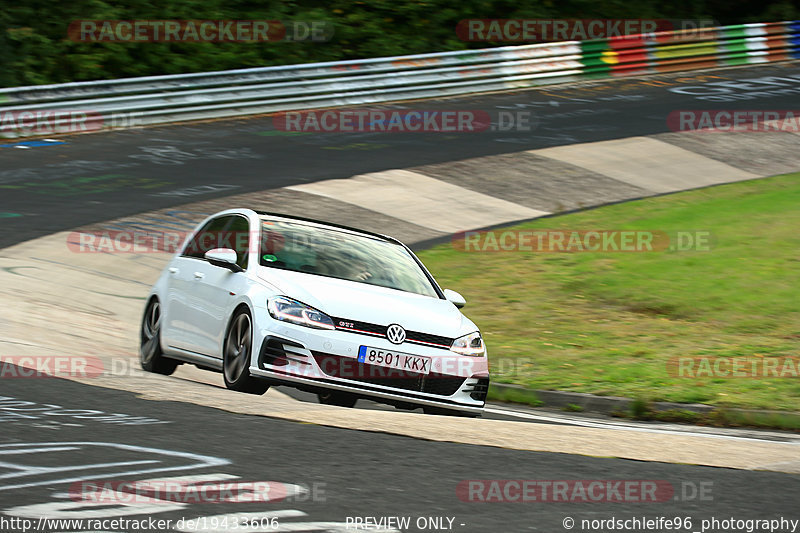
[2, 371, 799, 533]
[2, 62, 800, 247]
[2, 63, 800, 532]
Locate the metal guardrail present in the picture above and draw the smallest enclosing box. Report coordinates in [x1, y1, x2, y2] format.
[1, 21, 798, 138]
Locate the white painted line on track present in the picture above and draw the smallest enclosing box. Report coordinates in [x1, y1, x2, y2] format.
[485, 406, 800, 445]
[0, 459, 160, 479]
[0, 442, 230, 492]
[0, 446, 80, 455]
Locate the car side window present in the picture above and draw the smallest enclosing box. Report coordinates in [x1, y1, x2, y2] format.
[227, 215, 250, 270]
[181, 216, 234, 259]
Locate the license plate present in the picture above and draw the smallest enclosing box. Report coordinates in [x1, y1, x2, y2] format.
[357, 346, 431, 375]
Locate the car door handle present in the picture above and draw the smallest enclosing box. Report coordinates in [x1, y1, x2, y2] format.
[168, 267, 179, 274]
[193, 272, 205, 279]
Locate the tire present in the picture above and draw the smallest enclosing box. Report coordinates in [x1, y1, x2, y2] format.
[223, 308, 269, 395]
[317, 390, 358, 408]
[423, 406, 481, 418]
[140, 298, 179, 375]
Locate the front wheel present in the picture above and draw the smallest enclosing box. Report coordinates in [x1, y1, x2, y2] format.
[317, 390, 358, 408]
[223, 309, 269, 395]
[140, 298, 178, 375]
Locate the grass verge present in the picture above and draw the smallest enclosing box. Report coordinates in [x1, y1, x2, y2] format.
[418, 172, 800, 411]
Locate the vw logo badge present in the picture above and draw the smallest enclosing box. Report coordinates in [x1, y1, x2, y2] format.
[386, 324, 406, 345]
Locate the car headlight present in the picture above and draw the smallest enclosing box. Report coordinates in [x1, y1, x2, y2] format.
[267, 296, 335, 330]
[451, 331, 485, 357]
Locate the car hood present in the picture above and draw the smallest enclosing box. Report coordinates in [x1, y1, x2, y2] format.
[256, 267, 472, 335]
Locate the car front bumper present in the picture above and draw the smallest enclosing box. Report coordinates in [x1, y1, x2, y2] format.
[250, 324, 489, 413]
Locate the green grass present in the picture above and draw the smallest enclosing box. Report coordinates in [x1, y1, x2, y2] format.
[616, 403, 800, 431]
[417, 173, 800, 411]
[486, 384, 543, 406]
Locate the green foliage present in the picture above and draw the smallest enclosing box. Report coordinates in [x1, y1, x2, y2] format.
[3, 0, 798, 86]
[651, 409, 703, 424]
[630, 398, 653, 420]
[486, 384, 543, 406]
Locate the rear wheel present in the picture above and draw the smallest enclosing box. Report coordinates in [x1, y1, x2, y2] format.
[140, 298, 178, 375]
[317, 390, 358, 408]
[223, 308, 269, 395]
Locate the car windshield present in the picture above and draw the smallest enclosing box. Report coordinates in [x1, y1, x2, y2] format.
[258, 218, 439, 298]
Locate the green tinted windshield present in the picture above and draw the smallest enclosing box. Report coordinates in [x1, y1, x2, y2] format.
[259, 219, 439, 297]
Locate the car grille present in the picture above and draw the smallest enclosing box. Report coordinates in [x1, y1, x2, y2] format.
[312, 352, 465, 396]
[330, 318, 454, 349]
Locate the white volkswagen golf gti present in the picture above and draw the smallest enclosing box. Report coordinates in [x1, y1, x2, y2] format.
[140, 209, 489, 416]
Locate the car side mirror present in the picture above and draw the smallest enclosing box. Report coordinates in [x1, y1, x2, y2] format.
[205, 248, 242, 272]
[443, 288, 466, 308]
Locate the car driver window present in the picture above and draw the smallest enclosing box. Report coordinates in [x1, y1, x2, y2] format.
[228, 215, 250, 270]
[182, 216, 234, 259]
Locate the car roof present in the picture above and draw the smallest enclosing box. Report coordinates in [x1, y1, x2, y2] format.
[254, 210, 404, 246]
